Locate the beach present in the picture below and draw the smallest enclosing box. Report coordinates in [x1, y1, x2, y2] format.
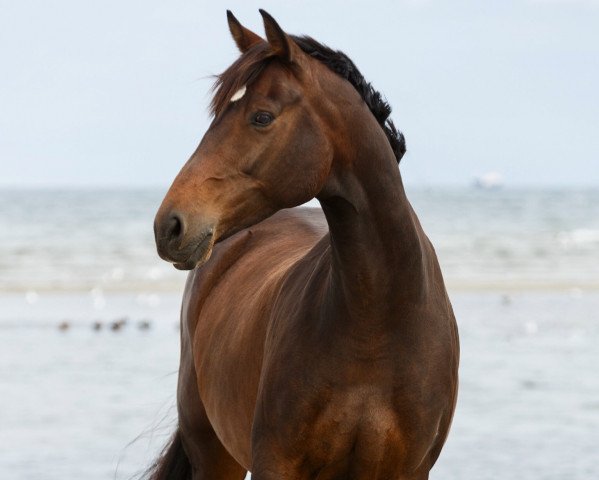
[1, 187, 598, 478]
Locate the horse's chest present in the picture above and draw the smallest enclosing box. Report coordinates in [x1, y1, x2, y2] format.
[255, 386, 439, 479]
[310, 391, 402, 456]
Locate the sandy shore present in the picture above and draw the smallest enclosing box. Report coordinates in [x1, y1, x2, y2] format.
[1, 290, 598, 479]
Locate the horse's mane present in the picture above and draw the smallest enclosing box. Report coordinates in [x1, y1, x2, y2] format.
[211, 36, 406, 163]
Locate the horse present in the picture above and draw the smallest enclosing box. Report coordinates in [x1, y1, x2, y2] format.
[150, 10, 459, 480]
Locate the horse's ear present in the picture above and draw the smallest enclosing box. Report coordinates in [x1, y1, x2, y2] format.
[227, 10, 263, 53]
[259, 9, 295, 63]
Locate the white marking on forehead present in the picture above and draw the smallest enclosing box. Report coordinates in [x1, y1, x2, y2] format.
[230, 85, 247, 103]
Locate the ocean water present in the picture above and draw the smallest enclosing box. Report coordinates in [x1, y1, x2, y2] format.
[1, 187, 598, 478]
[1, 188, 599, 293]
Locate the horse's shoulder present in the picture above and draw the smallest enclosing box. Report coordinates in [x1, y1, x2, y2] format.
[183, 207, 326, 302]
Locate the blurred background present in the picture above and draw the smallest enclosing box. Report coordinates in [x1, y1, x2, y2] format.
[1, 1, 598, 478]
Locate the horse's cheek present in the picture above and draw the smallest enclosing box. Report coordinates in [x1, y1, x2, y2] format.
[276, 122, 331, 206]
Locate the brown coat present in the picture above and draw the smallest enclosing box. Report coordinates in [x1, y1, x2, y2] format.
[151, 10, 459, 480]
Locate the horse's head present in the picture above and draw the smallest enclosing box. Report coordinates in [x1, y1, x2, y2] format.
[154, 10, 343, 270]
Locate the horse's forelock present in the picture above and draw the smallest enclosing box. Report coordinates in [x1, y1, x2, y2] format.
[210, 42, 273, 118]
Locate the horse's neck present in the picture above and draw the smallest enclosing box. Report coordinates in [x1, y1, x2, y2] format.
[318, 127, 426, 318]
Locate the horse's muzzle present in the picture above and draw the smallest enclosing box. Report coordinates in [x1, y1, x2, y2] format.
[154, 211, 216, 270]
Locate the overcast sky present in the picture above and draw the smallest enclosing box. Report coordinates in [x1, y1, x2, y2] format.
[1, 0, 598, 187]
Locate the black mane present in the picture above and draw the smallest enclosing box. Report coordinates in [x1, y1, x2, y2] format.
[291, 35, 406, 163]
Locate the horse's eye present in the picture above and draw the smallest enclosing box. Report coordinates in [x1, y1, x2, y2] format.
[252, 112, 274, 127]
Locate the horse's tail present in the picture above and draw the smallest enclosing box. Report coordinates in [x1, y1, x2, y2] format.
[146, 428, 191, 480]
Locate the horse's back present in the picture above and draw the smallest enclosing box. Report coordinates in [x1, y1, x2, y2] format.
[180, 207, 327, 469]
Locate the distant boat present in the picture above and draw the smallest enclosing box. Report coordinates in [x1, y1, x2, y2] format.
[474, 171, 504, 189]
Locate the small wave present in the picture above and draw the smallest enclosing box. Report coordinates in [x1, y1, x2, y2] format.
[557, 229, 599, 247]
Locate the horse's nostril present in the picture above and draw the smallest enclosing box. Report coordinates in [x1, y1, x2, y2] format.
[166, 213, 185, 243]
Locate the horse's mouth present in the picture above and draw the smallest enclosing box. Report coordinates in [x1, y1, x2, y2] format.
[172, 230, 215, 271]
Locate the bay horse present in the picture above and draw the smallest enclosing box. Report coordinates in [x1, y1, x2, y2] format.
[151, 10, 459, 480]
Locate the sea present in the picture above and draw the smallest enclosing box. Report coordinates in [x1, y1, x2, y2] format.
[1, 187, 598, 479]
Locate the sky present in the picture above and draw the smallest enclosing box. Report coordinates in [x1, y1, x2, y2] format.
[0, 0, 598, 187]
